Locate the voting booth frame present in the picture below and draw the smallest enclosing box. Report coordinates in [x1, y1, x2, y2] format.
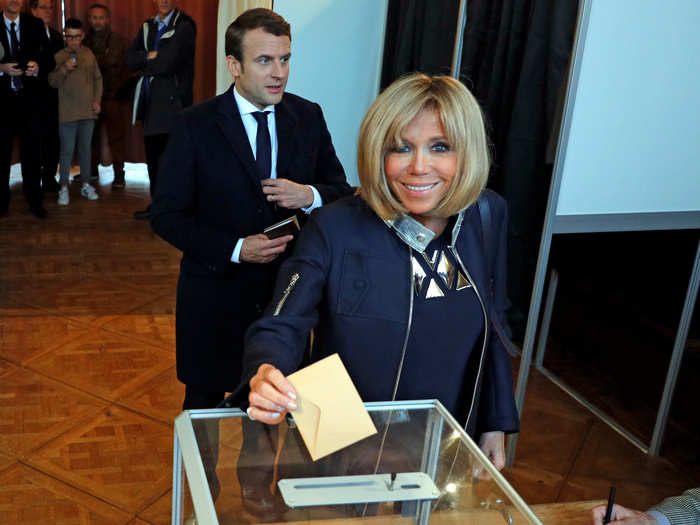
[171, 400, 542, 525]
[504, 0, 700, 465]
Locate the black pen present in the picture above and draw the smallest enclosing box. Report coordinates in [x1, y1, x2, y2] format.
[603, 486, 616, 524]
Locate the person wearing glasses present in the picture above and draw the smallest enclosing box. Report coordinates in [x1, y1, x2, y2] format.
[48, 18, 102, 205]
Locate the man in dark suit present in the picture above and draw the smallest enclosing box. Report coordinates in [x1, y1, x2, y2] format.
[151, 8, 352, 412]
[30, 0, 62, 193]
[0, 0, 50, 217]
[127, 0, 196, 220]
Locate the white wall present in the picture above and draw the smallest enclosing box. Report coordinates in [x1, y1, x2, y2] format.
[274, 0, 388, 186]
[216, 0, 272, 95]
[556, 0, 700, 216]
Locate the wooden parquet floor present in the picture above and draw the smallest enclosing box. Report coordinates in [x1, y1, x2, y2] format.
[0, 172, 696, 523]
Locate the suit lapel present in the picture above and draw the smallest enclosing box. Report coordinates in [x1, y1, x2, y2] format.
[275, 97, 298, 178]
[1, 13, 12, 58]
[457, 207, 488, 297]
[51, 30, 62, 51]
[216, 86, 265, 196]
[18, 13, 27, 49]
[167, 9, 179, 31]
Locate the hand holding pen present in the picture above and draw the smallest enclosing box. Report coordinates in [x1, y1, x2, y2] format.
[604, 487, 616, 524]
[590, 487, 659, 525]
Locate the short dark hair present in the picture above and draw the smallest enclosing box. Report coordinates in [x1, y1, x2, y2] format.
[225, 8, 290, 61]
[88, 3, 111, 16]
[30, 0, 52, 9]
[64, 18, 83, 31]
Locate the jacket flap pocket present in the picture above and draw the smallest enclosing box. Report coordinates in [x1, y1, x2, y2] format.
[337, 251, 369, 316]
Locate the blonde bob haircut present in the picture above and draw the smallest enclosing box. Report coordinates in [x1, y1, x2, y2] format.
[358, 73, 490, 220]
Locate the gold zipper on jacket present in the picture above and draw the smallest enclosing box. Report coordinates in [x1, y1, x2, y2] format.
[273, 273, 300, 316]
[449, 245, 489, 430]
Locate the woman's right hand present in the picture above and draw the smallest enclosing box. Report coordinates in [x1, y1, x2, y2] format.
[248, 364, 298, 425]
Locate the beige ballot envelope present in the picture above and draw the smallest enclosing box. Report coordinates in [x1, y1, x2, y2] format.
[287, 354, 378, 461]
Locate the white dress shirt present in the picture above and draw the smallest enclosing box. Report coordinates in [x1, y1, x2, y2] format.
[2, 14, 39, 84]
[1, 15, 19, 83]
[230, 85, 322, 263]
[155, 9, 175, 31]
[3, 14, 19, 42]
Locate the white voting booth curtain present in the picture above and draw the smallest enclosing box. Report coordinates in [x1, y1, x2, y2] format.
[273, 1, 388, 185]
[216, 0, 272, 95]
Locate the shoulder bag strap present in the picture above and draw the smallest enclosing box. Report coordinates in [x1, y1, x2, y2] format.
[477, 191, 494, 296]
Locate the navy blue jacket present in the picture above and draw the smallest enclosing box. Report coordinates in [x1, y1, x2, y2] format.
[242, 192, 520, 437]
[126, 9, 196, 135]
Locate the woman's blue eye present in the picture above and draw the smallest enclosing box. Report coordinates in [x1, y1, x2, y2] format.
[432, 142, 450, 152]
[258, 57, 269, 64]
[390, 145, 410, 153]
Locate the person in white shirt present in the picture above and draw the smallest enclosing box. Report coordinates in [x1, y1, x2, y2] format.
[0, 0, 48, 218]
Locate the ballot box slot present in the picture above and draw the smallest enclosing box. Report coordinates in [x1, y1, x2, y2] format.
[278, 472, 440, 508]
[295, 481, 375, 489]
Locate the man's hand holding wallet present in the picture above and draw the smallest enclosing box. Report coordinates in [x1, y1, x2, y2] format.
[239, 216, 301, 264]
[240, 176, 312, 264]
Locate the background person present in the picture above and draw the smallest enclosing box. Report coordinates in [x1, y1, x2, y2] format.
[242, 73, 519, 470]
[127, 0, 195, 220]
[0, 0, 49, 218]
[151, 6, 351, 416]
[150, 8, 351, 511]
[30, 0, 62, 193]
[591, 488, 700, 525]
[84, 3, 130, 188]
[49, 17, 102, 205]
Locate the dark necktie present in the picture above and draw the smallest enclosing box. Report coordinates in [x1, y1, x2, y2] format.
[9, 22, 23, 90]
[252, 111, 271, 180]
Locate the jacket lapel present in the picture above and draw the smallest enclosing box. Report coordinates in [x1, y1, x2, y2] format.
[0, 17, 9, 60]
[18, 13, 30, 51]
[215, 86, 264, 196]
[457, 206, 489, 303]
[160, 9, 180, 42]
[146, 19, 157, 51]
[166, 9, 180, 31]
[275, 97, 298, 178]
[17, 14, 23, 47]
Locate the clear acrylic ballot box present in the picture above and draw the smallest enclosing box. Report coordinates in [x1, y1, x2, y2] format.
[172, 400, 542, 524]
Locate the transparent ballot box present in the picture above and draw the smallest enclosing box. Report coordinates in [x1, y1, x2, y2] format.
[172, 400, 541, 524]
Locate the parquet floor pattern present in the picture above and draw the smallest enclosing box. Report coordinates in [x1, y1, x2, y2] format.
[0, 173, 696, 523]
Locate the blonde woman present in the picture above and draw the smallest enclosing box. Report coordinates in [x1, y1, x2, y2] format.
[241, 73, 519, 469]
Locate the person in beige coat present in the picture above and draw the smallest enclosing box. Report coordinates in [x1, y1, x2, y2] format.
[48, 17, 102, 205]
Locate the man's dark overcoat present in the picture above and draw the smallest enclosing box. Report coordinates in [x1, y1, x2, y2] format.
[151, 85, 352, 391]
